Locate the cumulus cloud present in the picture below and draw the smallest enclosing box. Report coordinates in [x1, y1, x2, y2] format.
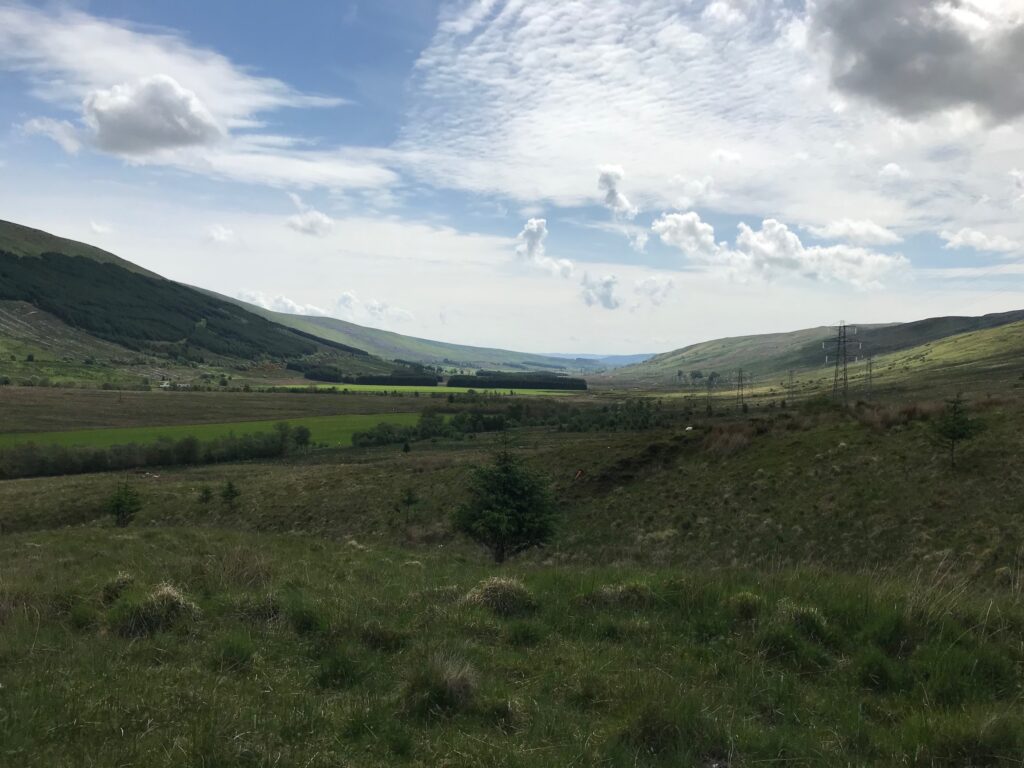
[336, 291, 415, 325]
[634, 275, 674, 307]
[206, 224, 234, 243]
[653, 210, 907, 287]
[940, 227, 1021, 253]
[237, 290, 327, 316]
[83, 75, 221, 154]
[515, 218, 574, 277]
[0, 5, 396, 190]
[580, 273, 621, 310]
[808, 0, 1024, 123]
[286, 193, 334, 236]
[805, 218, 902, 245]
[21, 117, 80, 154]
[597, 165, 638, 219]
[670, 175, 714, 210]
[650, 211, 720, 260]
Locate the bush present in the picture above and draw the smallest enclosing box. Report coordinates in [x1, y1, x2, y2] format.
[462, 577, 537, 617]
[403, 652, 477, 718]
[452, 446, 558, 563]
[106, 481, 141, 528]
[220, 481, 241, 508]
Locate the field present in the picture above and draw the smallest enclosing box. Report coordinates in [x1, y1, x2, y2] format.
[3, 357, 1024, 765]
[282, 383, 575, 396]
[5, 526, 1024, 767]
[0, 412, 422, 450]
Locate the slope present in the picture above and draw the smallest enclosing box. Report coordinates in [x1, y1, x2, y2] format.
[603, 310, 1024, 389]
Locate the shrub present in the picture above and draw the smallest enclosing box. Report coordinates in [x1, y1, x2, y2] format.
[107, 480, 141, 528]
[220, 480, 241, 508]
[452, 446, 558, 563]
[462, 577, 537, 617]
[403, 651, 477, 718]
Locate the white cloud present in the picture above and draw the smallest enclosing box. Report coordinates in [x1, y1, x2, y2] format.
[805, 218, 902, 245]
[285, 193, 334, 236]
[21, 117, 80, 154]
[515, 218, 573, 277]
[879, 162, 909, 180]
[654, 210, 907, 287]
[83, 75, 222, 154]
[0, 4, 395, 191]
[670, 174, 714, 209]
[581, 273, 621, 310]
[337, 291, 415, 326]
[237, 290, 327, 316]
[89, 221, 112, 234]
[597, 165, 638, 219]
[940, 227, 1021, 253]
[206, 224, 234, 243]
[651, 211, 720, 260]
[1012, 169, 1024, 205]
[634, 275, 674, 307]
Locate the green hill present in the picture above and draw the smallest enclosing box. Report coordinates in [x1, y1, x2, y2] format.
[603, 311, 1024, 389]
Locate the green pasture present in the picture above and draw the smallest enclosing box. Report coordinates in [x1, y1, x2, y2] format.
[275, 382, 576, 396]
[0, 412, 420, 450]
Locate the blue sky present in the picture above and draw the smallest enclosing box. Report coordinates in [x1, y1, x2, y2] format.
[2, 0, 1023, 353]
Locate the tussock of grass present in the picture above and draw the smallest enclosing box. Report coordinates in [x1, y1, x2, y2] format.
[108, 582, 201, 637]
[726, 591, 764, 622]
[402, 651, 478, 718]
[100, 571, 134, 605]
[580, 582, 656, 610]
[462, 577, 536, 617]
[210, 632, 256, 672]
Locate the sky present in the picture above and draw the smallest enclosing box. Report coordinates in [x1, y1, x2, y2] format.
[2, 0, 1024, 355]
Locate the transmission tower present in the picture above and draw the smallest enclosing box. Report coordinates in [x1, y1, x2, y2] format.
[823, 321, 860, 403]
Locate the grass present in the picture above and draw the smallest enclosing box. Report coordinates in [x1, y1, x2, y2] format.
[281, 382, 576, 396]
[3, 526, 1024, 766]
[0, 412, 422, 449]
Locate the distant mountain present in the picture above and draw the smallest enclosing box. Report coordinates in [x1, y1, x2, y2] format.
[219, 295, 608, 373]
[601, 311, 1024, 388]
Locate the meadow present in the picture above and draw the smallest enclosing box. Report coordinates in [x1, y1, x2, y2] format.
[3, 374, 1024, 766]
[0, 412, 421, 450]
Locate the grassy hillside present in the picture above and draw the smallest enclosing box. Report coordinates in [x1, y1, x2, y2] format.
[604, 311, 1024, 389]
[5, 526, 1024, 767]
[0, 219, 160, 277]
[225, 302, 604, 372]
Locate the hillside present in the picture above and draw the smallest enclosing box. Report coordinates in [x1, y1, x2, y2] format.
[222, 297, 614, 372]
[603, 310, 1024, 389]
[0, 220, 399, 385]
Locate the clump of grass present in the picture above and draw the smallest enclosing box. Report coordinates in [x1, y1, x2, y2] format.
[415, 585, 463, 604]
[315, 647, 362, 689]
[100, 571, 134, 605]
[284, 594, 329, 636]
[462, 577, 536, 617]
[211, 632, 256, 672]
[505, 619, 546, 647]
[727, 591, 765, 623]
[616, 696, 726, 761]
[232, 593, 282, 624]
[360, 620, 409, 652]
[69, 599, 99, 631]
[108, 582, 201, 637]
[579, 582, 656, 610]
[402, 651, 477, 718]
[703, 424, 754, 456]
[777, 598, 830, 643]
[853, 646, 906, 693]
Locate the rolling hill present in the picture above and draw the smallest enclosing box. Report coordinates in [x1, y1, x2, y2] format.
[600, 310, 1024, 389]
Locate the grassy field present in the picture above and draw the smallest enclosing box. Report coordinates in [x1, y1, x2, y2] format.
[279, 383, 577, 396]
[0, 412, 421, 450]
[4, 526, 1024, 767]
[0, 387, 427, 433]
